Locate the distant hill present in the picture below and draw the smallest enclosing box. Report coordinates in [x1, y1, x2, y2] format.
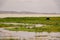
[0, 11, 60, 14]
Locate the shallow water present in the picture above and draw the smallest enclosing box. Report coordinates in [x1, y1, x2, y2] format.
[0, 28, 60, 40]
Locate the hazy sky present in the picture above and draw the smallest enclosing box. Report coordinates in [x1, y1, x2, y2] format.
[0, 0, 60, 13]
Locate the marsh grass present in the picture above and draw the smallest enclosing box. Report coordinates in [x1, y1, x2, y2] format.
[0, 17, 60, 32]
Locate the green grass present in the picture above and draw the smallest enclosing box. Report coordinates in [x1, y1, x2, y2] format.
[0, 17, 60, 24]
[0, 17, 60, 32]
[5, 25, 60, 32]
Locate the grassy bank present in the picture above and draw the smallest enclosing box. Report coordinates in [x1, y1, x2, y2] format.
[0, 17, 60, 32]
[5, 25, 60, 32]
[0, 17, 60, 24]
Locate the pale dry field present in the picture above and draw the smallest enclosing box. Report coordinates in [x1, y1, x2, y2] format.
[0, 13, 60, 18]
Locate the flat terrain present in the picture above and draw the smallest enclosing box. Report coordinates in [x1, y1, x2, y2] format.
[0, 16, 60, 40]
[0, 17, 60, 32]
[0, 13, 60, 18]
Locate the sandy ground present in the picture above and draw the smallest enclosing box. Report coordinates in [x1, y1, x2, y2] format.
[0, 13, 60, 18]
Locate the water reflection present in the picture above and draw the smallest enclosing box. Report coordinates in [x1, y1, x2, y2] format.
[0, 28, 60, 40]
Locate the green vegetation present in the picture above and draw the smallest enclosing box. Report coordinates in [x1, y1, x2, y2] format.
[5, 25, 60, 32]
[0, 24, 15, 27]
[0, 17, 60, 32]
[0, 39, 18, 40]
[0, 17, 60, 24]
